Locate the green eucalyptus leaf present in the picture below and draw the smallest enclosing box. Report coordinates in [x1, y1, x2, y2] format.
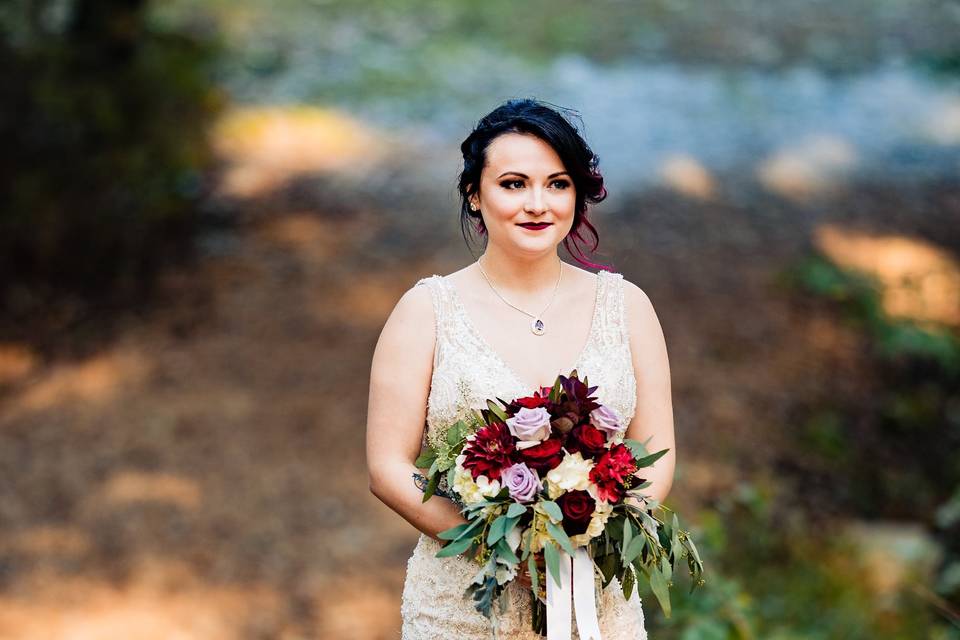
[623, 535, 647, 564]
[451, 517, 486, 542]
[634, 448, 669, 469]
[437, 522, 473, 541]
[465, 500, 495, 513]
[414, 450, 437, 469]
[621, 565, 636, 600]
[495, 538, 520, 564]
[544, 541, 563, 589]
[649, 566, 672, 618]
[545, 520, 576, 558]
[607, 515, 625, 542]
[598, 553, 618, 584]
[506, 503, 527, 518]
[436, 535, 475, 558]
[541, 501, 563, 522]
[686, 535, 702, 565]
[622, 438, 650, 458]
[487, 515, 510, 546]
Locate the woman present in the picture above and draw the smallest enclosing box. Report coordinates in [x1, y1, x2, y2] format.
[366, 98, 675, 639]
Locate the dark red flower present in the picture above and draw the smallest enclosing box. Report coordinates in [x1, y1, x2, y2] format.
[553, 372, 601, 423]
[515, 437, 563, 473]
[556, 489, 596, 536]
[511, 386, 553, 411]
[565, 423, 608, 459]
[462, 422, 515, 481]
[515, 394, 548, 409]
[589, 443, 638, 502]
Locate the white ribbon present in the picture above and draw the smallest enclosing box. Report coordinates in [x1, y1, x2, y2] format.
[546, 547, 602, 640]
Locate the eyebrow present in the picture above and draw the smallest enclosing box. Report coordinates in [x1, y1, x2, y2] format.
[497, 171, 570, 179]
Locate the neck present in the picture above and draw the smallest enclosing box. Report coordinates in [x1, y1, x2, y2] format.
[476, 246, 563, 297]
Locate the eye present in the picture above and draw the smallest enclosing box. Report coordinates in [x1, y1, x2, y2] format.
[551, 179, 571, 189]
[500, 179, 524, 189]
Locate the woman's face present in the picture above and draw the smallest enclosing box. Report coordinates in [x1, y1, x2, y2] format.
[470, 132, 576, 258]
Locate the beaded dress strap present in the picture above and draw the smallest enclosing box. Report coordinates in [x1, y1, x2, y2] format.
[414, 275, 448, 369]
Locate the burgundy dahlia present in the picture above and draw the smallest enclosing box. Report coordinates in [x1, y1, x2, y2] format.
[461, 421, 515, 481]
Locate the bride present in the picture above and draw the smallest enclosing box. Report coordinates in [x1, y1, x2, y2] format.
[366, 98, 676, 639]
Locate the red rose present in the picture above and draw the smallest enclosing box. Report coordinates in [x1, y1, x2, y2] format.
[556, 489, 596, 536]
[462, 422, 515, 481]
[589, 443, 638, 502]
[515, 437, 563, 473]
[565, 423, 607, 459]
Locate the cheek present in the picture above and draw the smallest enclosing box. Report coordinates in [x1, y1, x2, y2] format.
[554, 191, 577, 216]
[486, 191, 520, 216]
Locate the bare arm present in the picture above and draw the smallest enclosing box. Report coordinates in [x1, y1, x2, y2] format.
[622, 279, 677, 508]
[366, 282, 469, 542]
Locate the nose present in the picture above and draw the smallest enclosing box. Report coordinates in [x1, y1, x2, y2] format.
[524, 187, 547, 214]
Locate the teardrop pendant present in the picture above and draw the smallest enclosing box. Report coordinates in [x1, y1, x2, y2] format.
[531, 317, 545, 335]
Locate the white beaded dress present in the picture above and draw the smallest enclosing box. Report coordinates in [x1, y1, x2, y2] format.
[400, 269, 648, 639]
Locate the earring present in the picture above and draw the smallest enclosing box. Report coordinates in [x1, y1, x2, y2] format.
[470, 204, 478, 211]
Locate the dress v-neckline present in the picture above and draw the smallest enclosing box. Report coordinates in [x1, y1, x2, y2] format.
[442, 270, 604, 393]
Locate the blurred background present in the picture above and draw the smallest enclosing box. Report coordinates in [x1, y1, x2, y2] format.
[1, 0, 959, 638]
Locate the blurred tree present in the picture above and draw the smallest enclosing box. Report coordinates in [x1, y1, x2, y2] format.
[0, 0, 225, 326]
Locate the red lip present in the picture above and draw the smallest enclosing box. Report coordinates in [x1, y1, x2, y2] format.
[517, 223, 552, 230]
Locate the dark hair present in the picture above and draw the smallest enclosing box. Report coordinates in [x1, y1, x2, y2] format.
[457, 98, 612, 271]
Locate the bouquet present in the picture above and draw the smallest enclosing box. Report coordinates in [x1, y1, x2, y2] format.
[414, 370, 705, 639]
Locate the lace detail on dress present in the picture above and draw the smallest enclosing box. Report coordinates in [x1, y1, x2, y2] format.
[403, 269, 645, 639]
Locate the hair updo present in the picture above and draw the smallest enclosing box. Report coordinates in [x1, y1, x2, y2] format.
[457, 98, 611, 271]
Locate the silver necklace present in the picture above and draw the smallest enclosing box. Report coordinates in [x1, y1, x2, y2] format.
[476, 256, 563, 335]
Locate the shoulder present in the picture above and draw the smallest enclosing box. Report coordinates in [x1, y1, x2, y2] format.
[372, 275, 440, 370]
[616, 273, 661, 335]
[391, 275, 440, 327]
[617, 273, 652, 309]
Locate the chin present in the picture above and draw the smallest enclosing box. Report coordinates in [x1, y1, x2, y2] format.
[513, 238, 561, 255]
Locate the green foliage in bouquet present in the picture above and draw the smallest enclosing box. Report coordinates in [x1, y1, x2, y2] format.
[416, 370, 706, 635]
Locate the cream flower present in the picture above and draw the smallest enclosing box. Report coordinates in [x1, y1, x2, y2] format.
[545, 452, 594, 499]
[452, 463, 501, 505]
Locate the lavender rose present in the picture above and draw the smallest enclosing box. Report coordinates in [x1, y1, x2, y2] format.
[506, 406, 551, 442]
[589, 404, 625, 437]
[501, 462, 543, 503]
